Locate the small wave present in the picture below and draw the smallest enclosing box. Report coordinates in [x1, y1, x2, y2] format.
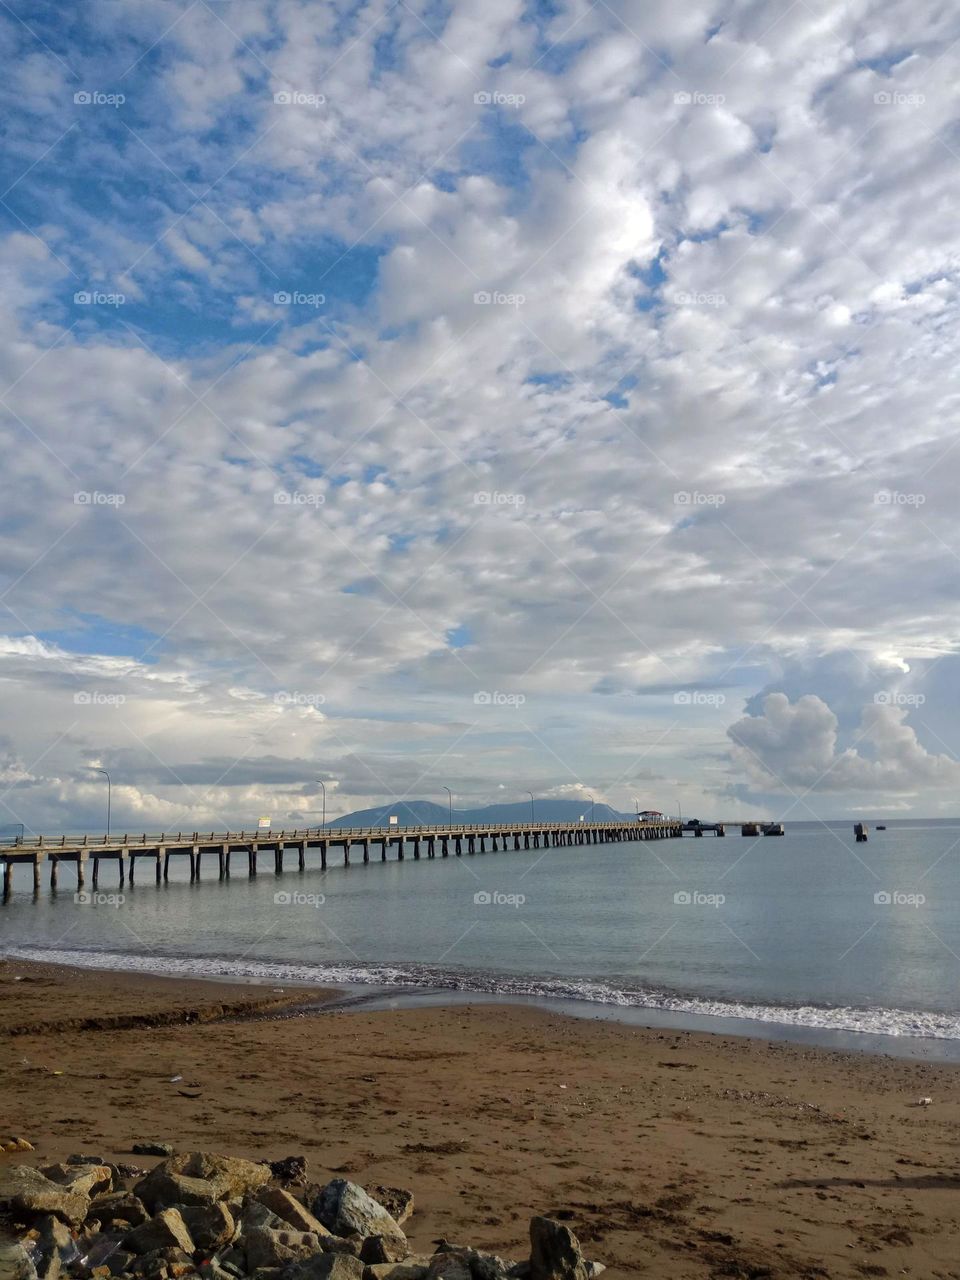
[6, 943, 960, 1042]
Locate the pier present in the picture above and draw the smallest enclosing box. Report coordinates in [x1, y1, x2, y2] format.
[0, 819, 684, 898]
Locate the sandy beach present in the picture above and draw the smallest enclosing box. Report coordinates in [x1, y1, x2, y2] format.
[2, 958, 959, 1277]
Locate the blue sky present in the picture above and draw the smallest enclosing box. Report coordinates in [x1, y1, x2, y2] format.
[0, 0, 959, 833]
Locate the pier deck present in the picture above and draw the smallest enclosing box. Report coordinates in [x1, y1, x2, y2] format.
[0, 819, 684, 897]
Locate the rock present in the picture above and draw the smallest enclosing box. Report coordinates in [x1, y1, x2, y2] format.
[359, 1239, 407, 1266]
[242, 1227, 324, 1271]
[363, 1189, 413, 1228]
[286, 1256, 364, 1280]
[311, 1183, 404, 1245]
[1, 1139, 34, 1154]
[86, 1193, 150, 1230]
[239, 1200, 285, 1232]
[528, 1219, 588, 1280]
[255, 1189, 328, 1236]
[136, 1155, 270, 1214]
[0, 1242, 38, 1280]
[40, 1165, 112, 1200]
[132, 1144, 174, 1159]
[180, 1204, 236, 1252]
[0, 1167, 92, 1227]
[268, 1157, 307, 1186]
[36, 1213, 77, 1280]
[425, 1256, 471, 1280]
[107, 1252, 136, 1276]
[67, 1155, 107, 1166]
[125, 1209, 196, 1256]
[362, 1266, 429, 1280]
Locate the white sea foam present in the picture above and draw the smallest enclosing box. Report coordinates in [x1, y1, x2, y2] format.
[6, 943, 960, 1042]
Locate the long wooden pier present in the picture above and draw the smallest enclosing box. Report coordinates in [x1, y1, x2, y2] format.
[0, 819, 684, 897]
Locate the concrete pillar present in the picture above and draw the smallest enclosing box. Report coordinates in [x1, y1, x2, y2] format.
[320, 841, 327, 869]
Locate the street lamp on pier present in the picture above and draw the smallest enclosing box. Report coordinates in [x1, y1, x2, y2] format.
[527, 790, 535, 822]
[93, 768, 111, 837]
[442, 786, 452, 822]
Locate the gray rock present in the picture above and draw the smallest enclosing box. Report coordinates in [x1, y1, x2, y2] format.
[40, 1164, 112, 1199]
[267, 1157, 307, 1186]
[286, 1255, 364, 1280]
[425, 1256, 472, 1280]
[240, 1200, 285, 1232]
[311, 1183, 404, 1245]
[362, 1266, 429, 1280]
[125, 1208, 196, 1256]
[180, 1204, 236, 1252]
[359, 1238, 407, 1266]
[363, 1189, 414, 1227]
[255, 1190, 328, 1237]
[528, 1219, 588, 1280]
[242, 1227, 324, 1271]
[136, 1155, 270, 1214]
[67, 1154, 107, 1166]
[132, 1143, 174, 1158]
[0, 1242, 37, 1280]
[36, 1213, 77, 1280]
[0, 1166, 92, 1227]
[87, 1192, 150, 1230]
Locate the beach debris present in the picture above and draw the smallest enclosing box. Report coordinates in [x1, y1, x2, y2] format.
[131, 1143, 174, 1159]
[917, 1096, 933, 1106]
[364, 1186, 414, 1226]
[2, 1138, 35, 1153]
[268, 1155, 307, 1186]
[0, 1150, 605, 1280]
[169, 1076, 183, 1084]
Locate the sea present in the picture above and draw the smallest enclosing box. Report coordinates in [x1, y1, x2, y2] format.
[3, 820, 960, 1060]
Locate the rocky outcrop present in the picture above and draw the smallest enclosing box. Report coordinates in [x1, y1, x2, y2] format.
[0, 1150, 604, 1280]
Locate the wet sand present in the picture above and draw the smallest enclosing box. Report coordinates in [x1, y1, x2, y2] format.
[2, 958, 959, 1277]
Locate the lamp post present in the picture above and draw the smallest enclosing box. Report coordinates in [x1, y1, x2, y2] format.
[587, 794, 595, 823]
[442, 786, 452, 822]
[94, 768, 111, 837]
[527, 790, 535, 822]
[314, 780, 326, 829]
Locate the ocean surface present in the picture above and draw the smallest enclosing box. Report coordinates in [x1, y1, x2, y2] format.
[3, 820, 960, 1057]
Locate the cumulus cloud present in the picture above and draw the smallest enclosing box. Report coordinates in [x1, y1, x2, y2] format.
[0, 0, 958, 827]
[729, 693, 960, 793]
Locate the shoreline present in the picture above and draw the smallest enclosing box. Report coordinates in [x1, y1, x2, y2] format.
[6, 944, 960, 1062]
[4, 958, 960, 1277]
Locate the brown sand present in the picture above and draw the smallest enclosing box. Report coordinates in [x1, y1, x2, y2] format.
[2, 959, 959, 1277]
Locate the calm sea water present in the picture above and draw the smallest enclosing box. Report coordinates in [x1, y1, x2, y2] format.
[4, 821, 960, 1053]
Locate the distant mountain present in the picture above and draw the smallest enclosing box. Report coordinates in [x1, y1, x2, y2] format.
[327, 798, 640, 827]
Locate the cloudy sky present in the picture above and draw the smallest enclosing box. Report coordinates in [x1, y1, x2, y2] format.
[0, 0, 958, 834]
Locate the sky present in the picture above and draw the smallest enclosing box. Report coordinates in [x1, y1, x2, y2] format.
[0, 0, 958, 834]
